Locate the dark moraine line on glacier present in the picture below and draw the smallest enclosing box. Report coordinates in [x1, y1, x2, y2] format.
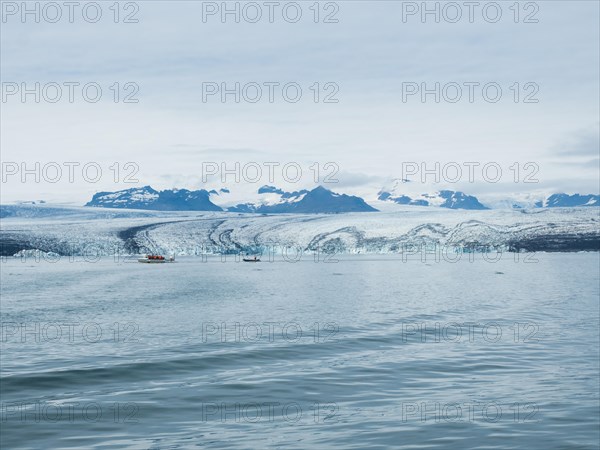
[0, 235, 32, 256]
[508, 234, 600, 252]
[217, 229, 244, 252]
[117, 220, 211, 254]
[0, 232, 75, 256]
[118, 218, 232, 253]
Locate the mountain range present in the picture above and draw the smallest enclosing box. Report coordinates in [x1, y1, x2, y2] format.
[86, 185, 378, 213]
[228, 185, 378, 213]
[85, 186, 221, 211]
[377, 189, 489, 209]
[540, 193, 599, 208]
[84, 185, 600, 213]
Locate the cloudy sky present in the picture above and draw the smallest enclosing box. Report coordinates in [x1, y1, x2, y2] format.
[1, 0, 598, 204]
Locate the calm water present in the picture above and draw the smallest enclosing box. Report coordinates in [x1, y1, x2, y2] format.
[1, 253, 599, 449]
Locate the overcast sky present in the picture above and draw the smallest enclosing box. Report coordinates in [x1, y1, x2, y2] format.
[1, 0, 599, 204]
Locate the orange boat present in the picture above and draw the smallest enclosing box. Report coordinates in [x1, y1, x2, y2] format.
[138, 254, 175, 263]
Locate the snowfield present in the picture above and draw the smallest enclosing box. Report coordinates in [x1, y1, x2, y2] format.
[1, 204, 598, 256]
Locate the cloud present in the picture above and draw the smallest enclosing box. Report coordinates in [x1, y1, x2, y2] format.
[1, 2, 599, 203]
[167, 146, 268, 157]
[332, 171, 385, 189]
[551, 125, 600, 158]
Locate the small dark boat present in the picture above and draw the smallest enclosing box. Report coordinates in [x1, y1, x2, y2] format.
[243, 256, 260, 262]
[138, 254, 175, 263]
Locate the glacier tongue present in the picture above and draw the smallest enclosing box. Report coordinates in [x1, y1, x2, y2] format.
[1, 205, 599, 256]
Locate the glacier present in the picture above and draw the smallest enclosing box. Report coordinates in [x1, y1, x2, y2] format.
[1, 204, 598, 257]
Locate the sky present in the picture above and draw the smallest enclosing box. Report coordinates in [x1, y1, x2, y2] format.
[1, 0, 599, 204]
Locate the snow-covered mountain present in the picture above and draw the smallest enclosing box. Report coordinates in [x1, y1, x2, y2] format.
[224, 185, 308, 212]
[378, 189, 488, 210]
[376, 179, 599, 210]
[541, 193, 599, 208]
[65, 182, 600, 213]
[85, 185, 378, 214]
[228, 185, 378, 213]
[85, 186, 222, 211]
[377, 179, 488, 210]
[483, 193, 599, 209]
